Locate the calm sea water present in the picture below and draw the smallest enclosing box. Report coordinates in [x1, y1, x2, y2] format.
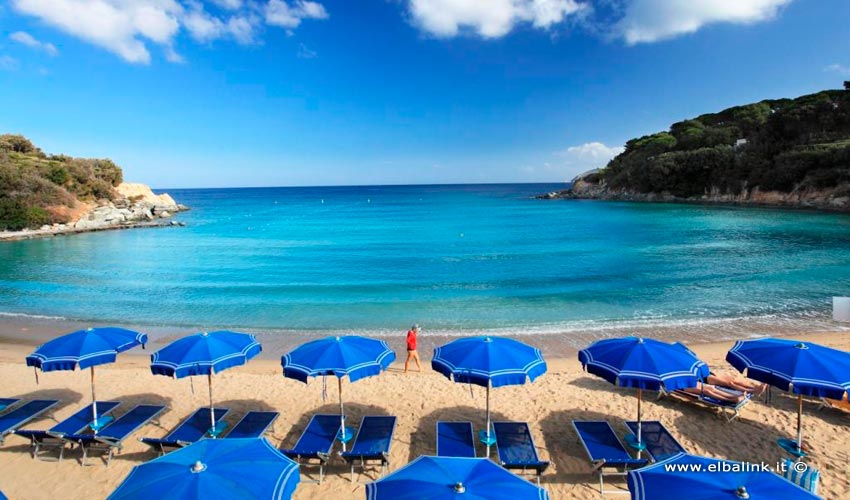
[2, 183, 850, 343]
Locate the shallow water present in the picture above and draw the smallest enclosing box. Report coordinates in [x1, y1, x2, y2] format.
[2, 183, 850, 341]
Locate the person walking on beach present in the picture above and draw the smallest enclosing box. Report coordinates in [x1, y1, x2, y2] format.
[404, 324, 421, 373]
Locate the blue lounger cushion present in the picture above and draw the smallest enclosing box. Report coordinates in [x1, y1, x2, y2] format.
[436, 421, 476, 458]
[67, 405, 166, 445]
[573, 421, 648, 467]
[625, 421, 686, 462]
[0, 400, 60, 442]
[492, 422, 550, 474]
[225, 411, 279, 439]
[281, 414, 341, 460]
[66, 405, 166, 464]
[0, 399, 20, 413]
[16, 401, 121, 442]
[341, 415, 396, 463]
[140, 407, 229, 452]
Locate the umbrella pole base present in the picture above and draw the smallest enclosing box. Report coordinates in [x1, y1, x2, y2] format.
[777, 438, 806, 458]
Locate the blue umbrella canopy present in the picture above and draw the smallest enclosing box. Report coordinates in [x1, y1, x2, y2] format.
[578, 337, 708, 449]
[151, 331, 262, 437]
[578, 337, 708, 391]
[365, 456, 549, 500]
[26, 327, 147, 426]
[150, 330, 262, 378]
[108, 438, 299, 500]
[281, 335, 395, 383]
[727, 338, 850, 456]
[282, 336, 395, 450]
[27, 327, 147, 372]
[431, 336, 547, 388]
[628, 453, 818, 500]
[432, 336, 547, 454]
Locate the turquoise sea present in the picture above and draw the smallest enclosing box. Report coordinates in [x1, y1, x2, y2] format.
[2, 183, 850, 344]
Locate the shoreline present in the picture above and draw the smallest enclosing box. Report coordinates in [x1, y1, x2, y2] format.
[538, 185, 850, 214]
[3, 311, 849, 360]
[0, 219, 187, 242]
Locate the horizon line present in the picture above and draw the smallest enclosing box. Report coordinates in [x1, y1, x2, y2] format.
[151, 180, 572, 191]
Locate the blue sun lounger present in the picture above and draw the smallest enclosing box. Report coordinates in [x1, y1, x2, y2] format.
[0, 400, 60, 445]
[341, 415, 396, 482]
[140, 407, 230, 455]
[65, 404, 166, 465]
[573, 421, 648, 494]
[624, 421, 686, 462]
[492, 421, 550, 485]
[281, 414, 342, 483]
[225, 411, 279, 439]
[0, 399, 20, 413]
[16, 401, 120, 460]
[436, 421, 476, 458]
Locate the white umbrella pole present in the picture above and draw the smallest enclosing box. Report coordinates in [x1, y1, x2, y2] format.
[796, 394, 803, 452]
[486, 384, 491, 457]
[90, 366, 98, 423]
[339, 377, 346, 452]
[637, 388, 642, 445]
[208, 372, 216, 437]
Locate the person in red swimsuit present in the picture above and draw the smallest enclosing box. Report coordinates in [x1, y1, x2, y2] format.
[404, 324, 421, 373]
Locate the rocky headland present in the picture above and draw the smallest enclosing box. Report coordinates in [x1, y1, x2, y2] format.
[0, 182, 188, 241]
[540, 85, 850, 212]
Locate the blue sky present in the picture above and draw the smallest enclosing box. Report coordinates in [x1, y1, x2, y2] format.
[1, 0, 849, 188]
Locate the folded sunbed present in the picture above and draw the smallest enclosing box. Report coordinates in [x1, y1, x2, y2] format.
[65, 404, 166, 465]
[225, 411, 279, 439]
[436, 421, 476, 458]
[667, 385, 752, 421]
[139, 407, 230, 455]
[0, 400, 60, 445]
[341, 415, 396, 482]
[15, 401, 120, 460]
[492, 421, 550, 485]
[624, 421, 686, 462]
[573, 420, 648, 494]
[0, 399, 20, 413]
[280, 414, 342, 483]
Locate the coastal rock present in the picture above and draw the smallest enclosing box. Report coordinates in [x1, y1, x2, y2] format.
[540, 179, 850, 213]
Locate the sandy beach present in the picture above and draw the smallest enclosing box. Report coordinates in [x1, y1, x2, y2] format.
[0, 329, 847, 499]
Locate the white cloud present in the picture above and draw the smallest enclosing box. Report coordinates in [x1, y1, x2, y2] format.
[182, 3, 258, 45]
[297, 41, 316, 58]
[407, 0, 587, 38]
[209, 0, 241, 10]
[266, 0, 328, 29]
[12, 0, 182, 64]
[616, 0, 793, 45]
[9, 31, 59, 56]
[557, 141, 624, 171]
[12, 0, 328, 64]
[0, 55, 20, 71]
[826, 64, 850, 77]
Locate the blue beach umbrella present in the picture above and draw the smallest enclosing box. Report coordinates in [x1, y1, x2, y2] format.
[432, 336, 547, 454]
[365, 456, 549, 500]
[151, 331, 261, 437]
[727, 338, 850, 456]
[26, 327, 147, 427]
[578, 337, 708, 449]
[282, 335, 395, 450]
[627, 453, 818, 499]
[108, 438, 299, 500]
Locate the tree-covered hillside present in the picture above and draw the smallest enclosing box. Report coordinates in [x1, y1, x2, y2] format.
[595, 83, 850, 199]
[0, 134, 123, 230]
